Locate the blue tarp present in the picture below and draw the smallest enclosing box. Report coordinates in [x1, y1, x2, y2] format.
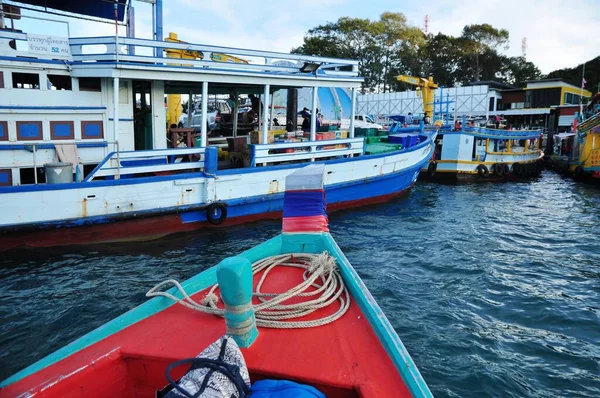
[251, 380, 325, 398]
[12, 0, 128, 22]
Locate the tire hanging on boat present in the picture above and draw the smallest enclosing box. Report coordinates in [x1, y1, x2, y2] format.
[574, 165, 584, 177]
[493, 163, 504, 176]
[502, 163, 510, 175]
[427, 161, 437, 177]
[512, 162, 523, 176]
[206, 203, 228, 225]
[476, 164, 489, 177]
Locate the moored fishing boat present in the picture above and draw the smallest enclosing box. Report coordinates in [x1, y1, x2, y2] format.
[421, 121, 544, 182]
[546, 111, 600, 182]
[0, 164, 432, 397]
[0, 1, 435, 251]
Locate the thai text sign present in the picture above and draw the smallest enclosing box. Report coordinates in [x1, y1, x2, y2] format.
[27, 34, 70, 57]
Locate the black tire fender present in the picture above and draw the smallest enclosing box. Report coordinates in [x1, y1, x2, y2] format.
[206, 203, 228, 225]
[512, 162, 523, 175]
[493, 163, 504, 176]
[476, 164, 489, 177]
[427, 161, 437, 177]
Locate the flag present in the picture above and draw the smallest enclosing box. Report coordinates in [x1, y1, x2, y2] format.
[582, 77, 587, 88]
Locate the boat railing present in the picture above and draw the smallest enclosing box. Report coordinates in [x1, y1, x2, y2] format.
[250, 137, 364, 167]
[84, 147, 207, 182]
[68, 36, 359, 77]
[464, 126, 542, 140]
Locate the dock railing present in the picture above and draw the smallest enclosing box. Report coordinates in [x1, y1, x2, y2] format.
[250, 137, 364, 167]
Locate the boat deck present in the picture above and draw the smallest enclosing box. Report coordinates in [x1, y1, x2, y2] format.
[2, 263, 411, 397]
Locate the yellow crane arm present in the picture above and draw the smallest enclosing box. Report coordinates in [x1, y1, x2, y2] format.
[396, 75, 438, 118]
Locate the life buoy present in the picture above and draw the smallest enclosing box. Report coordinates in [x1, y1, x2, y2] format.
[493, 163, 504, 176]
[476, 164, 489, 177]
[206, 203, 227, 225]
[512, 162, 523, 176]
[427, 161, 437, 177]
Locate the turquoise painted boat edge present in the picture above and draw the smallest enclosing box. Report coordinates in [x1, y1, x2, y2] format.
[2, 231, 432, 398]
[321, 233, 433, 398]
[0, 235, 284, 388]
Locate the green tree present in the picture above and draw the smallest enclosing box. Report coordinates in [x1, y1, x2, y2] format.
[460, 24, 509, 82]
[292, 17, 379, 91]
[547, 56, 600, 95]
[372, 12, 426, 92]
[292, 16, 550, 94]
[292, 13, 425, 93]
[504, 56, 543, 86]
[420, 33, 461, 87]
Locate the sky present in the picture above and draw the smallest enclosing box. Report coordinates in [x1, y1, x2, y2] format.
[12, 0, 600, 75]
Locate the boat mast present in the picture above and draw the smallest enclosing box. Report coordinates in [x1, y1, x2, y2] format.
[580, 62, 585, 120]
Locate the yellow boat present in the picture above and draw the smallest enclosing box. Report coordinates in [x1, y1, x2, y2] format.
[548, 111, 600, 181]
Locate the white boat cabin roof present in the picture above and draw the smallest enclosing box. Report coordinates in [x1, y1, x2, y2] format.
[0, 31, 362, 90]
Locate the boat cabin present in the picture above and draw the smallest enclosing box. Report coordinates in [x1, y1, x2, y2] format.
[0, 4, 366, 187]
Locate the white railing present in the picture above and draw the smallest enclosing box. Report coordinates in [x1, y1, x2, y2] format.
[68, 36, 359, 77]
[0, 32, 360, 79]
[85, 147, 206, 181]
[251, 138, 364, 167]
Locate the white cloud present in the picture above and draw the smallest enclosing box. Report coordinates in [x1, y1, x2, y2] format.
[409, 0, 600, 73]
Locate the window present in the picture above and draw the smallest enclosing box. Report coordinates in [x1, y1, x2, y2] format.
[0, 72, 4, 89]
[16, 121, 43, 140]
[13, 72, 40, 89]
[19, 167, 45, 185]
[119, 81, 129, 104]
[0, 169, 12, 187]
[50, 121, 74, 140]
[564, 92, 580, 105]
[47, 74, 72, 90]
[0, 121, 7, 141]
[524, 91, 532, 108]
[79, 77, 101, 92]
[489, 97, 495, 111]
[81, 121, 103, 139]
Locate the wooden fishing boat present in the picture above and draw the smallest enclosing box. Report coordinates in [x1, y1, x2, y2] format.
[0, 164, 431, 397]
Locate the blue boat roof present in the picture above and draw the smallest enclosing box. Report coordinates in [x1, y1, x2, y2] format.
[11, 0, 129, 22]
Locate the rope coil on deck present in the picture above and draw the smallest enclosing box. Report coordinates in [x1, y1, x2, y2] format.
[146, 253, 351, 329]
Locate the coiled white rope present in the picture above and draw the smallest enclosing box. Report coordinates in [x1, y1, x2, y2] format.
[146, 252, 350, 329]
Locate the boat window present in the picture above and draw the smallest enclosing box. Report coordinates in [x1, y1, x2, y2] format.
[19, 167, 45, 185]
[79, 77, 102, 92]
[12, 72, 39, 89]
[47, 74, 72, 90]
[366, 116, 374, 123]
[0, 72, 4, 88]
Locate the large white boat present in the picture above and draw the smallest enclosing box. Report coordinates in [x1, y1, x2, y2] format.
[0, 1, 435, 251]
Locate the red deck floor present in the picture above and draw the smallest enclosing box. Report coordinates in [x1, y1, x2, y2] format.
[3, 265, 411, 397]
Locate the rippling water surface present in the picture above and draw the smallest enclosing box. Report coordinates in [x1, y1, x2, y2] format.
[1, 172, 599, 397]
